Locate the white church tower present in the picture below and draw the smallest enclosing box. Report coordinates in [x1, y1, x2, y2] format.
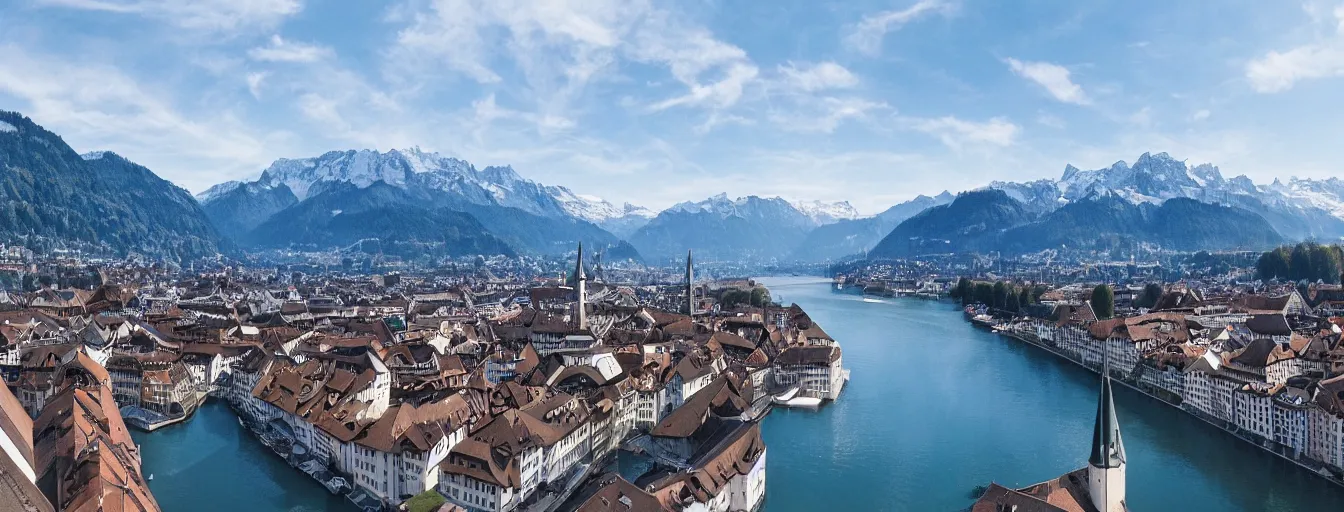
[1088, 377, 1127, 512]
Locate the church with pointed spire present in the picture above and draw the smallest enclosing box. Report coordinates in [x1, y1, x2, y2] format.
[971, 377, 1129, 512]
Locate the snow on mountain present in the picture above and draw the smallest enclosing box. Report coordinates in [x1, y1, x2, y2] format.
[545, 186, 653, 223]
[0, 120, 15, 133]
[197, 147, 651, 226]
[80, 151, 107, 161]
[195, 180, 244, 202]
[791, 199, 861, 225]
[663, 193, 815, 229]
[989, 151, 1344, 240]
[1282, 177, 1344, 219]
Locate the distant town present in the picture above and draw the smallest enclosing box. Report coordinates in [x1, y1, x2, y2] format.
[0, 245, 848, 512]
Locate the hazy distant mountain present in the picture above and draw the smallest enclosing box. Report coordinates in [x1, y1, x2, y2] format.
[243, 181, 621, 257]
[197, 147, 647, 238]
[593, 203, 657, 239]
[199, 181, 298, 241]
[245, 183, 515, 259]
[869, 188, 1283, 259]
[989, 152, 1344, 240]
[870, 190, 1035, 257]
[0, 111, 223, 260]
[997, 193, 1282, 254]
[789, 192, 953, 262]
[791, 199, 861, 225]
[199, 148, 637, 256]
[630, 194, 815, 262]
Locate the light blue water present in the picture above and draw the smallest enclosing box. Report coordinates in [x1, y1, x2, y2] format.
[131, 401, 354, 512]
[758, 277, 1344, 511]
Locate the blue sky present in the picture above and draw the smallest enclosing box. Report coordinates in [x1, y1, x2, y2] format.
[1, 0, 1343, 214]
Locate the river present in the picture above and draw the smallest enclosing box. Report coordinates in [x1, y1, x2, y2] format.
[757, 276, 1344, 511]
[131, 401, 355, 512]
[130, 277, 1344, 511]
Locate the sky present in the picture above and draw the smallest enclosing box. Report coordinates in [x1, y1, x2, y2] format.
[2, 0, 1343, 214]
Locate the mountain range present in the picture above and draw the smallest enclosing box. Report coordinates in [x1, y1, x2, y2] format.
[989, 152, 1344, 241]
[5, 110, 1344, 264]
[0, 112, 223, 260]
[198, 148, 634, 258]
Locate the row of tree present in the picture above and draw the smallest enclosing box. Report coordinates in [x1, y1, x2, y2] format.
[950, 278, 1048, 313]
[952, 277, 1127, 320]
[720, 287, 771, 309]
[1255, 243, 1344, 284]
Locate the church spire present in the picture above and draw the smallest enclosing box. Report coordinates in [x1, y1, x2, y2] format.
[685, 250, 694, 316]
[1089, 377, 1125, 468]
[576, 243, 587, 330]
[1087, 375, 1127, 512]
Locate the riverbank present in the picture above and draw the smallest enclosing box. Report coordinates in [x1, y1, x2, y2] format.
[757, 277, 1344, 511]
[130, 401, 356, 512]
[992, 324, 1344, 488]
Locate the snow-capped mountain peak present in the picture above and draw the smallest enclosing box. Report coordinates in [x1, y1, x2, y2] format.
[791, 199, 861, 225]
[195, 180, 245, 202]
[989, 151, 1344, 241]
[198, 147, 653, 227]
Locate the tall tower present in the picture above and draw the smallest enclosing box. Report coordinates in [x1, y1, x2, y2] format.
[1088, 377, 1127, 512]
[685, 250, 694, 316]
[576, 243, 587, 330]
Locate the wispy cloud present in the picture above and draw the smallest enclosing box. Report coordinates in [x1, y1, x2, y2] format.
[245, 71, 267, 98]
[776, 61, 859, 92]
[37, 0, 302, 32]
[846, 0, 954, 56]
[1245, 5, 1344, 93]
[248, 35, 333, 63]
[386, 0, 760, 129]
[909, 115, 1019, 149]
[0, 44, 273, 191]
[1004, 58, 1090, 105]
[769, 97, 888, 133]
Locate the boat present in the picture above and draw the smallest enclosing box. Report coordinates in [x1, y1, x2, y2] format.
[969, 314, 996, 330]
[861, 297, 883, 304]
[772, 387, 824, 408]
[147, 474, 153, 481]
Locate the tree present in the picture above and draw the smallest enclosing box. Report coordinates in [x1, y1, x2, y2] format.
[1256, 247, 1291, 281]
[721, 289, 751, 309]
[1308, 244, 1342, 284]
[749, 287, 771, 307]
[1091, 284, 1115, 320]
[1290, 243, 1313, 281]
[1005, 289, 1020, 312]
[1017, 287, 1032, 309]
[992, 281, 1009, 310]
[953, 277, 972, 305]
[973, 282, 994, 306]
[1137, 283, 1163, 309]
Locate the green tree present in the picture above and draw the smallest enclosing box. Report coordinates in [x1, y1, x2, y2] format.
[973, 282, 994, 306]
[1256, 247, 1291, 281]
[1309, 244, 1342, 284]
[992, 281, 1009, 310]
[1137, 283, 1164, 309]
[1005, 288, 1021, 312]
[952, 277, 972, 305]
[749, 287, 771, 307]
[1091, 284, 1115, 320]
[1290, 243, 1313, 281]
[1017, 287, 1032, 309]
